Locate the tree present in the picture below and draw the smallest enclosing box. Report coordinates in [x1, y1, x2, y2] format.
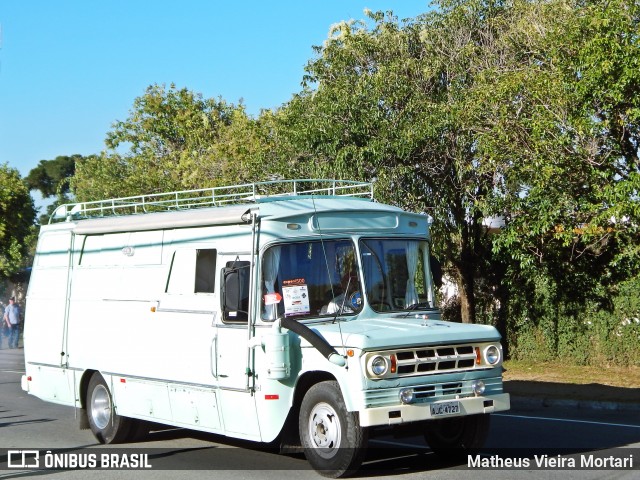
[72, 84, 299, 202]
[0, 164, 36, 278]
[73, 84, 237, 200]
[206, 107, 297, 185]
[26, 154, 81, 224]
[278, 0, 640, 329]
[25, 155, 77, 198]
[478, 0, 640, 298]
[281, 5, 521, 323]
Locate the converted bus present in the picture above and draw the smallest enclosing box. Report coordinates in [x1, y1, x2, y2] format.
[22, 179, 509, 477]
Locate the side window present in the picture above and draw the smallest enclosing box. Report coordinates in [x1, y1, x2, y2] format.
[195, 249, 216, 293]
[166, 248, 217, 294]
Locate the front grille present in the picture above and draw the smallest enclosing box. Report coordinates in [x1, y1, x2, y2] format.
[363, 380, 475, 408]
[394, 344, 478, 377]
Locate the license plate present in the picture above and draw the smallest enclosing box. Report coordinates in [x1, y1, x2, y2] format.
[430, 400, 460, 417]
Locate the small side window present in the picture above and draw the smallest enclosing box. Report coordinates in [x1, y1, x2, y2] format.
[166, 248, 217, 294]
[195, 249, 217, 293]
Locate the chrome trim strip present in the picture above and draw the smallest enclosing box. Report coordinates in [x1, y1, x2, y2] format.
[27, 362, 83, 372]
[27, 363, 251, 393]
[156, 308, 215, 315]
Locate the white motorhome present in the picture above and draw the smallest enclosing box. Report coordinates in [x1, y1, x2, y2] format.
[22, 179, 509, 477]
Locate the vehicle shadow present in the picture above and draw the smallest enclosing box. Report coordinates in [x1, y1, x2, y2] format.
[135, 418, 640, 476]
[505, 380, 640, 405]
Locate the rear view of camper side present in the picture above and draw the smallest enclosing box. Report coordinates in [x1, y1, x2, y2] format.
[22, 180, 509, 478]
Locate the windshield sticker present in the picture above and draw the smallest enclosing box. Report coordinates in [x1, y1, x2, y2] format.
[283, 284, 311, 316]
[349, 291, 362, 310]
[264, 292, 282, 305]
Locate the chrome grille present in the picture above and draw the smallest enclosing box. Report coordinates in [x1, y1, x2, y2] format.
[395, 344, 478, 377]
[363, 380, 470, 408]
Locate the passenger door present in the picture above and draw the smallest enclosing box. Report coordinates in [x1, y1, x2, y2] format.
[213, 254, 260, 439]
[152, 247, 221, 430]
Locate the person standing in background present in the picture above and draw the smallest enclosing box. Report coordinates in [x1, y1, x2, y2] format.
[4, 297, 21, 349]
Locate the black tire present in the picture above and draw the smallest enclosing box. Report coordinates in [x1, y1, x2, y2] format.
[424, 414, 490, 458]
[86, 372, 133, 444]
[299, 380, 368, 478]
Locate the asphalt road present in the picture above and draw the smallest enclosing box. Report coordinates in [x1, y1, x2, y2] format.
[1, 347, 639, 480]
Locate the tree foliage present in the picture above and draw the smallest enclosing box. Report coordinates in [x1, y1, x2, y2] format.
[65, 0, 639, 362]
[71, 84, 292, 201]
[73, 84, 236, 199]
[277, 0, 640, 330]
[281, 4, 524, 323]
[0, 164, 36, 277]
[26, 154, 83, 224]
[25, 155, 77, 198]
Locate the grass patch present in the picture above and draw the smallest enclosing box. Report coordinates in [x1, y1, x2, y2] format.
[503, 360, 640, 388]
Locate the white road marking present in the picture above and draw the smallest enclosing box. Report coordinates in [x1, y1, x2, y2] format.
[495, 413, 640, 429]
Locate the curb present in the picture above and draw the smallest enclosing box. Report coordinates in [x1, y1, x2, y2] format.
[510, 395, 640, 412]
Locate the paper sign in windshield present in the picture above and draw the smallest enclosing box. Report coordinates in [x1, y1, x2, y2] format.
[283, 284, 310, 316]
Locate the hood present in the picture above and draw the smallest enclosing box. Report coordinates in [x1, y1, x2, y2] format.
[302, 316, 501, 351]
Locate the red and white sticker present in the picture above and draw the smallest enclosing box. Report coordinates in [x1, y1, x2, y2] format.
[264, 292, 283, 305]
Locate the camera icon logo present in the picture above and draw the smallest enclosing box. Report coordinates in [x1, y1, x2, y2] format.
[7, 450, 40, 468]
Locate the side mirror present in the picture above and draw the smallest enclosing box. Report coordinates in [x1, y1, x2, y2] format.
[222, 261, 250, 322]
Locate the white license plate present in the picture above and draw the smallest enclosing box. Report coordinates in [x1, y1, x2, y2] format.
[430, 400, 460, 417]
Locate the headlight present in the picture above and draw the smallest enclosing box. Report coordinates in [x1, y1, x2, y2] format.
[485, 345, 501, 365]
[471, 380, 486, 396]
[399, 388, 415, 404]
[369, 355, 388, 376]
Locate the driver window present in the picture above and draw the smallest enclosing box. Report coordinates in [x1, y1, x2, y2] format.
[261, 240, 360, 321]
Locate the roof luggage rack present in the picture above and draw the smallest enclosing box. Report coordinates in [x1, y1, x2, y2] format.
[50, 179, 374, 223]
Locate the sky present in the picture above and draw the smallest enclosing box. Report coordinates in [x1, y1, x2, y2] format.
[0, 0, 430, 182]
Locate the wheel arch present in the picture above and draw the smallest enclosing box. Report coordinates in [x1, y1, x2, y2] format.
[277, 370, 337, 450]
[292, 370, 337, 409]
[78, 369, 99, 409]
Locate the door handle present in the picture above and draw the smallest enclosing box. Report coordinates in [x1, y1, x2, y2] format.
[210, 333, 217, 378]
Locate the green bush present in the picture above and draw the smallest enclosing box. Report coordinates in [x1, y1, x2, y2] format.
[504, 276, 640, 366]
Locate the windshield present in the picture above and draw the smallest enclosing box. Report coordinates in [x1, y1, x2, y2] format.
[261, 239, 362, 321]
[260, 238, 434, 321]
[359, 238, 433, 312]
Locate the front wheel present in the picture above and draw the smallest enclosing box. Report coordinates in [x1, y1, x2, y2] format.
[299, 381, 368, 478]
[86, 372, 133, 444]
[424, 414, 490, 458]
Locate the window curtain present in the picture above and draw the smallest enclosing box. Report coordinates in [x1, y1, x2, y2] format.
[405, 241, 419, 307]
[263, 246, 282, 320]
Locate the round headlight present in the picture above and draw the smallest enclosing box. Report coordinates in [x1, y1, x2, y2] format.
[370, 356, 388, 376]
[471, 380, 486, 396]
[485, 345, 501, 365]
[400, 388, 415, 404]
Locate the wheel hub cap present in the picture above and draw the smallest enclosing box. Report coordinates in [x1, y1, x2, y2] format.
[91, 384, 112, 430]
[308, 402, 342, 458]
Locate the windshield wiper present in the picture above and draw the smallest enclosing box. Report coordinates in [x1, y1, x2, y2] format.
[397, 302, 432, 317]
[406, 302, 431, 311]
[333, 275, 353, 323]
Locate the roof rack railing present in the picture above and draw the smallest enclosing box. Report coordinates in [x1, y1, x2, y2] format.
[50, 179, 374, 223]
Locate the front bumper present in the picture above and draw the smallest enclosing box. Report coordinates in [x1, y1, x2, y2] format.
[358, 393, 510, 427]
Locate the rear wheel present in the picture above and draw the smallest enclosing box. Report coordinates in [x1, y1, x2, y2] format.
[86, 372, 133, 444]
[424, 414, 490, 458]
[299, 381, 368, 478]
